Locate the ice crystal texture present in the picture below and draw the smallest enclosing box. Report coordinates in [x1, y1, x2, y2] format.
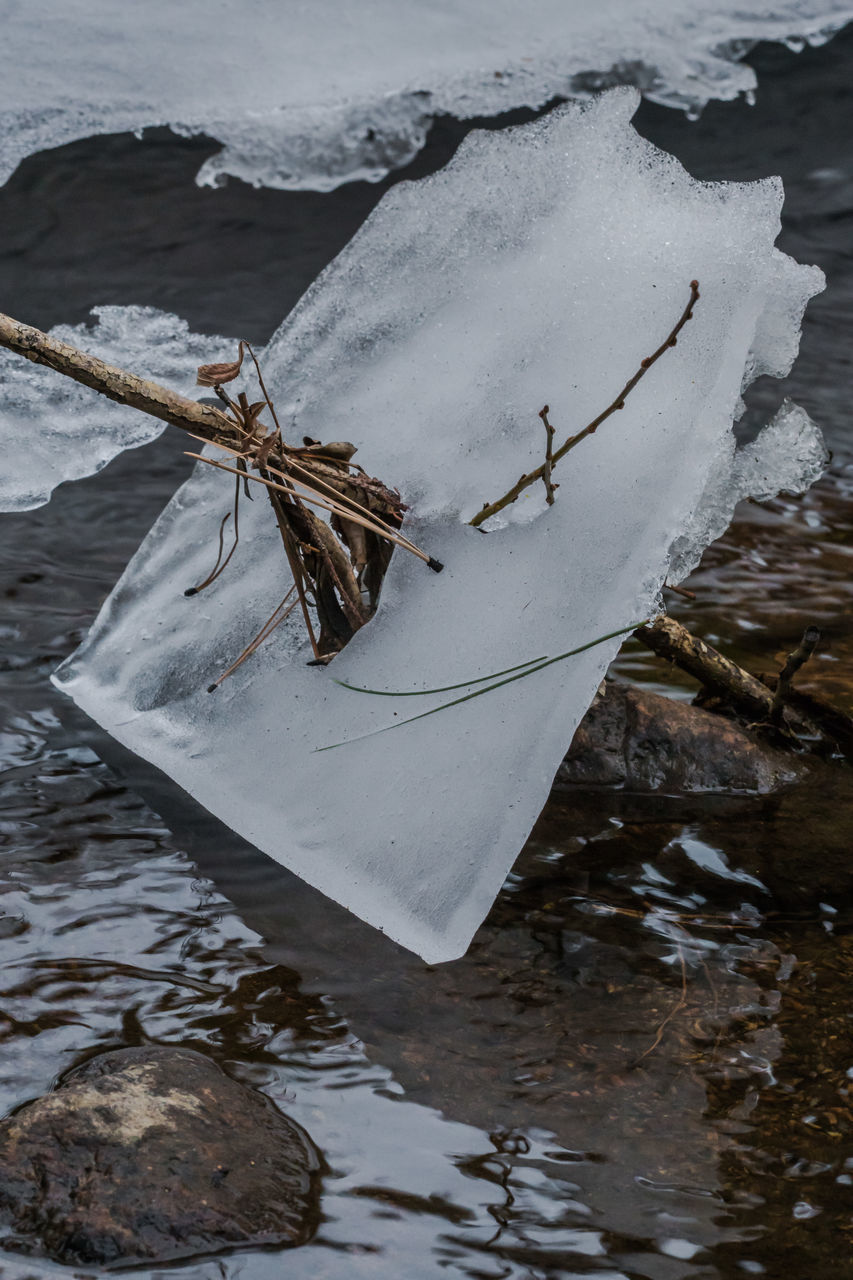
[669, 399, 828, 582]
[1, 1, 852, 191]
[54, 93, 824, 961]
[0, 309, 235, 510]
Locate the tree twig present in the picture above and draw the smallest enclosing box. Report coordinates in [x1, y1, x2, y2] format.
[770, 626, 820, 726]
[470, 280, 700, 527]
[631, 939, 688, 1067]
[540, 405, 556, 506]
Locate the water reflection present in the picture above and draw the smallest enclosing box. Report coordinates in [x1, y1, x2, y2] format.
[6, 499, 853, 1275]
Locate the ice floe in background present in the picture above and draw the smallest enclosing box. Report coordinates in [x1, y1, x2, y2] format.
[52, 93, 825, 962]
[1, 0, 852, 191]
[0, 309, 234, 510]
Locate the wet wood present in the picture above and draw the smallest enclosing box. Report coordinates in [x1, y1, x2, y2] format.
[634, 616, 779, 722]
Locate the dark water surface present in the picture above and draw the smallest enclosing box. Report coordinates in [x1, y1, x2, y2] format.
[2, 26, 853, 1280]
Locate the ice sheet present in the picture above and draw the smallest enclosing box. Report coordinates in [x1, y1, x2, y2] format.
[0, 308, 235, 510]
[53, 92, 824, 962]
[669, 399, 828, 581]
[1, 0, 852, 191]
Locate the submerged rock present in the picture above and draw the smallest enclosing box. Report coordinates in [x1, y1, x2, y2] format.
[0, 1046, 321, 1267]
[557, 678, 803, 794]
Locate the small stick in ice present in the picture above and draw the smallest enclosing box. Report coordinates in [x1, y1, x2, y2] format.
[471, 280, 700, 527]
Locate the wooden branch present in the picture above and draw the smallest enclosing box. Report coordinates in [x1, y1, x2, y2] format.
[0, 308, 439, 666]
[470, 280, 700, 528]
[0, 311, 246, 451]
[634, 616, 778, 723]
[635, 616, 853, 761]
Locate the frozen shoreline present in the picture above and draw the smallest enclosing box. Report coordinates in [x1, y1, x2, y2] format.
[2, 1, 853, 192]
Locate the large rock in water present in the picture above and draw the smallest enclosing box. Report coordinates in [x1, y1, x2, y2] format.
[0, 1046, 321, 1267]
[557, 678, 802, 793]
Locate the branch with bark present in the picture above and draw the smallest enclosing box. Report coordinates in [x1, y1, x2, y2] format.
[0, 310, 440, 668]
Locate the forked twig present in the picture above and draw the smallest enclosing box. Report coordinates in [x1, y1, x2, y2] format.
[470, 281, 700, 527]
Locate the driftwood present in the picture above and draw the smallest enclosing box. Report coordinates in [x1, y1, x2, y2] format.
[0, 312, 242, 447]
[635, 617, 778, 722]
[635, 616, 853, 762]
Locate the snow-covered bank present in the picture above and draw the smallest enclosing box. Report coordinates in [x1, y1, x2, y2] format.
[1, 1, 852, 192]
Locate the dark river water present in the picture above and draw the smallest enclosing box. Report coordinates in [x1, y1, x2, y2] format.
[2, 25, 853, 1280]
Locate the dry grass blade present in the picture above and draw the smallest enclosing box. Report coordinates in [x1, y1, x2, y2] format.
[631, 941, 689, 1068]
[186, 432, 428, 564]
[317, 621, 644, 751]
[185, 452, 438, 568]
[207, 588, 298, 691]
[185, 472, 242, 596]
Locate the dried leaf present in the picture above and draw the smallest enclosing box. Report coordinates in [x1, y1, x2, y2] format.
[196, 341, 246, 387]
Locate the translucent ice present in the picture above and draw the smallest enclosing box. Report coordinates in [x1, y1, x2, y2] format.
[54, 93, 824, 962]
[1, 0, 852, 191]
[0, 308, 235, 511]
[669, 399, 828, 582]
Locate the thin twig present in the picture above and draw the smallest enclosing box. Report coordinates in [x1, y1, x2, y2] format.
[470, 280, 700, 527]
[240, 339, 284, 437]
[770, 626, 820, 726]
[540, 405, 556, 506]
[663, 580, 696, 601]
[207, 588, 297, 691]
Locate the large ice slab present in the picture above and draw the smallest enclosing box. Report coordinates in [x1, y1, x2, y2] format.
[54, 92, 823, 962]
[2, 1, 852, 191]
[0, 308, 235, 511]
